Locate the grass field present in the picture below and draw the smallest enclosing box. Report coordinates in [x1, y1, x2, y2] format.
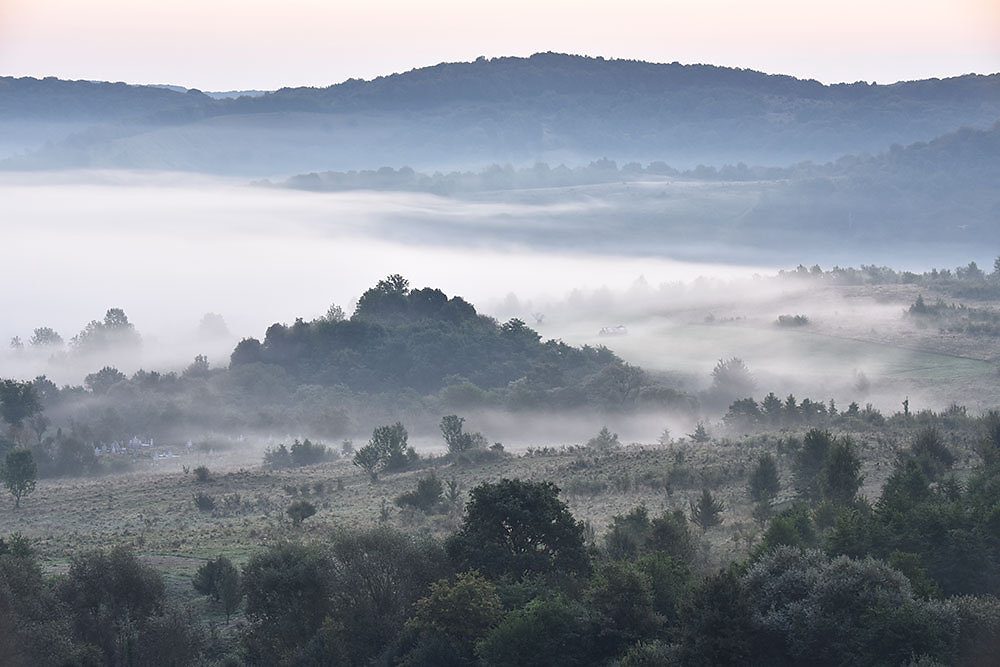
[4, 418, 977, 588]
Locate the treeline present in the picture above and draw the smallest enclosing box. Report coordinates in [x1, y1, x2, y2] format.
[276, 158, 790, 195]
[720, 391, 973, 434]
[778, 257, 1000, 298]
[277, 120, 1000, 197]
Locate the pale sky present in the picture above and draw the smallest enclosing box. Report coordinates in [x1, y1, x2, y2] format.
[1, 0, 998, 90]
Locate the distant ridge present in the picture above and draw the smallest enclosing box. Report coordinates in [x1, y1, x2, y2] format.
[3, 53, 999, 176]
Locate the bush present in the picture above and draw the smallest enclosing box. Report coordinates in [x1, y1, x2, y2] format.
[264, 440, 334, 469]
[263, 444, 292, 469]
[395, 473, 444, 513]
[193, 465, 211, 482]
[194, 492, 216, 512]
[287, 500, 317, 526]
[690, 489, 725, 531]
[587, 426, 620, 451]
[290, 439, 334, 467]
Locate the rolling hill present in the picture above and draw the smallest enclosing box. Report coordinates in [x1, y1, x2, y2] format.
[3, 53, 998, 176]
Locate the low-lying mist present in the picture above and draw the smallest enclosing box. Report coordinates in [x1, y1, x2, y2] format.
[4, 170, 997, 454]
[1, 171, 767, 382]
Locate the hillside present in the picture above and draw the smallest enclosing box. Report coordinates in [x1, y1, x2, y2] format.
[4, 53, 999, 176]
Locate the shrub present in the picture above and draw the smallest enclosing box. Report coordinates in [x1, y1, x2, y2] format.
[194, 493, 216, 512]
[290, 439, 334, 467]
[441, 415, 487, 456]
[587, 426, 620, 451]
[287, 500, 317, 526]
[690, 489, 724, 531]
[395, 473, 444, 513]
[193, 466, 211, 482]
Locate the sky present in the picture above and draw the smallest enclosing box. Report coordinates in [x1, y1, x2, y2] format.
[1, 0, 997, 91]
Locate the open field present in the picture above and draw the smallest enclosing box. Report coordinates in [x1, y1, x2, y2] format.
[542, 281, 1000, 412]
[3, 420, 984, 589]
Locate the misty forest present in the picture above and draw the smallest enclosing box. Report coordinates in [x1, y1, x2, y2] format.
[2, 53, 1000, 666]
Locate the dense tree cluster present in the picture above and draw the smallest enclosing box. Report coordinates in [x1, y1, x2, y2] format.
[230, 275, 647, 406]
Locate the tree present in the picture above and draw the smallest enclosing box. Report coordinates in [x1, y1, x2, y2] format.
[241, 543, 334, 664]
[323, 527, 449, 664]
[586, 560, 660, 657]
[183, 354, 210, 377]
[197, 312, 229, 338]
[475, 596, 591, 667]
[743, 547, 957, 666]
[352, 422, 414, 481]
[796, 428, 833, 501]
[3, 449, 37, 508]
[587, 426, 620, 451]
[353, 442, 383, 482]
[907, 426, 954, 480]
[819, 438, 863, 507]
[441, 415, 486, 455]
[192, 555, 242, 621]
[749, 453, 780, 503]
[217, 560, 242, 623]
[27, 413, 50, 445]
[446, 478, 590, 579]
[84, 366, 126, 395]
[58, 546, 166, 666]
[724, 398, 761, 432]
[604, 505, 695, 564]
[708, 357, 756, 406]
[29, 327, 63, 347]
[321, 303, 345, 322]
[688, 422, 711, 443]
[370, 421, 412, 472]
[690, 488, 725, 530]
[354, 273, 410, 320]
[676, 568, 756, 667]
[72, 308, 141, 351]
[0, 535, 78, 665]
[761, 392, 783, 424]
[0, 379, 41, 429]
[405, 570, 502, 661]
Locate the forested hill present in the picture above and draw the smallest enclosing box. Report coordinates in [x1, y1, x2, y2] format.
[0, 76, 215, 158]
[0, 77, 210, 120]
[4, 53, 999, 176]
[229, 275, 675, 412]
